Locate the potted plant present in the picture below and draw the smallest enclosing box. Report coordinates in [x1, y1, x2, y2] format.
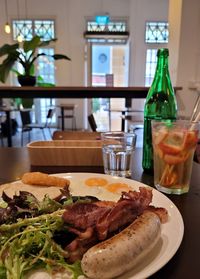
[0, 35, 71, 86]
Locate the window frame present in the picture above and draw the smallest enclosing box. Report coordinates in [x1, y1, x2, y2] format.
[144, 21, 169, 86]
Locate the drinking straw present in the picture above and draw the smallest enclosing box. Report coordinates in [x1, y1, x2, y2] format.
[193, 110, 200, 123]
[190, 110, 200, 130]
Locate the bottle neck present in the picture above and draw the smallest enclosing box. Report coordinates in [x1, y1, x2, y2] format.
[155, 55, 169, 74]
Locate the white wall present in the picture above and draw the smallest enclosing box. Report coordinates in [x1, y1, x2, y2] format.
[169, 0, 200, 118]
[128, 0, 169, 110]
[129, 0, 169, 86]
[0, 0, 171, 128]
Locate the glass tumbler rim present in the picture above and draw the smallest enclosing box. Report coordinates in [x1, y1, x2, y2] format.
[101, 131, 137, 140]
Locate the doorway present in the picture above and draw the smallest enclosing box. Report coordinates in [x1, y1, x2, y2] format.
[90, 43, 130, 131]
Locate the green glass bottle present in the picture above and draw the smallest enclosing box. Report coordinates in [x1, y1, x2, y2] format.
[142, 48, 177, 173]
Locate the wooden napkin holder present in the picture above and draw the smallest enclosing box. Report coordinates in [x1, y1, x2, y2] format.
[27, 140, 103, 166]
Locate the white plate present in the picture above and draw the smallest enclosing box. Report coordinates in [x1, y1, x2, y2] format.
[1, 173, 184, 279]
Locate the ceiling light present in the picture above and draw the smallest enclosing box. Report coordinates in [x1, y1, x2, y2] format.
[17, 34, 23, 42]
[4, 22, 11, 34]
[4, 0, 10, 34]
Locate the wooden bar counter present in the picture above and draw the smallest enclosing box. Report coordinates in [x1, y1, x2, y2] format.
[0, 86, 182, 99]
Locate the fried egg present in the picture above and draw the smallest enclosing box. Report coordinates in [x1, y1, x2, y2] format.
[85, 177, 108, 187]
[105, 182, 132, 194]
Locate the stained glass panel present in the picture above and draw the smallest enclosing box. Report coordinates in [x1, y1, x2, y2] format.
[85, 20, 128, 43]
[145, 22, 169, 43]
[34, 20, 55, 40]
[12, 20, 55, 41]
[13, 20, 32, 41]
[87, 21, 127, 32]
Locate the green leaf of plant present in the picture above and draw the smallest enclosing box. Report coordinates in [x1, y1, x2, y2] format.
[38, 38, 57, 48]
[29, 64, 35, 76]
[0, 43, 19, 57]
[37, 75, 44, 82]
[0, 55, 18, 83]
[23, 36, 41, 53]
[13, 98, 22, 107]
[37, 82, 55, 87]
[37, 75, 55, 87]
[52, 54, 71, 60]
[11, 68, 22, 76]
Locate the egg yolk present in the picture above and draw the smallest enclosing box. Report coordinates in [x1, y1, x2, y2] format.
[106, 183, 131, 194]
[85, 177, 108, 187]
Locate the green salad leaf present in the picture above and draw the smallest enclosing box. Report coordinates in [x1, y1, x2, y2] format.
[0, 207, 83, 279]
[0, 265, 6, 279]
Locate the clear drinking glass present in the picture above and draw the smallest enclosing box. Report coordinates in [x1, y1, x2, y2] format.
[101, 131, 137, 177]
[152, 120, 199, 194]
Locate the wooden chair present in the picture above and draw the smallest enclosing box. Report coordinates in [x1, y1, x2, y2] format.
[122, 112, 144, 132]
[52, 131, 101, 140]
[20, 108, 55, 146]
[58, 104, 76, 130]
[0, 112, 5, 146]
[0, 129, 4, 146]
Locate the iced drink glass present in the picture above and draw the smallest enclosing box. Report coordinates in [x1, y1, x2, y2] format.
[152, 120, 199, 194]
[101, 132, 137, 177]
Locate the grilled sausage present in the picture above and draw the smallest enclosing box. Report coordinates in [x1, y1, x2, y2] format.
[81, 211, 161, 279]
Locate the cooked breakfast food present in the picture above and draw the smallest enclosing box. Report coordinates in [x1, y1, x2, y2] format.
[0, 173, 168, 279]
[81, 211, 161, 279]
[85, 177, 108, 187]
[21, 172, 70, 187]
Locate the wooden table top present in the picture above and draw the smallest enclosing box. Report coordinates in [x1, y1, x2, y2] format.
[0, 147, 199, 279]
[0, 86, 182, 98]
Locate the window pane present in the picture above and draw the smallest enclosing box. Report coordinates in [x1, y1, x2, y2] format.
[34, 20, 55, 40]
[13, 20, 33, 41]
[145, 49, 157, 86]
[38, 48, 55, 84]
[145, 22, 169, 43]
[37, 48, 56, 124]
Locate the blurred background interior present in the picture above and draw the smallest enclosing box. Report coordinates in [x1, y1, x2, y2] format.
[0, 0, 199, 147]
